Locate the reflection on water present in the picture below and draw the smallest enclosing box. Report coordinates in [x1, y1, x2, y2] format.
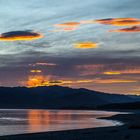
[28, 110, 91, 131]
[0, 109, 122, 136]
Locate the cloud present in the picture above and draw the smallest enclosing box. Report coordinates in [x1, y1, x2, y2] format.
[0, 30, 43, 41]
[27, 75, 54, 87]
[29, 62, 57, 67]
[94, 79, 137, 84]
[103, 69, 140, 75]
[109, 26, 140, 33]
[53, 27, 78, 32]
[80, 20, 95, 24]
[30, 70, 42, 73]
[95, 18, 140, 26]
[27, 74, 93, 87]
[75, 42, 98, 49]
[103, 71, 121, 75]
[55, 22, 80, 27]
[76, 64, 140, 76]
[54, 22, 80, 32]
[76, 64, 105, 76]
[76, 64, 104, 70]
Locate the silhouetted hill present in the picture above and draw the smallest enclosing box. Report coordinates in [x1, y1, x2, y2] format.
[0, 86, 139, 109]
[98, 101, 140, 110]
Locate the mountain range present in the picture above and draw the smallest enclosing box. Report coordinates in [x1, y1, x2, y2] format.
[0, 86, 139, 109]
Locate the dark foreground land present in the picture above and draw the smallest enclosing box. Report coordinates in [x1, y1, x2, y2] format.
[0, 111, 140, 140]
[0, 86, 138, 109]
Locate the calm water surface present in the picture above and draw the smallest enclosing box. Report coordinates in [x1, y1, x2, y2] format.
[0, 109, 122, 136]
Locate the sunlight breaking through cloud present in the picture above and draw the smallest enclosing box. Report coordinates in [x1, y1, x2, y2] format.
[27, 76, 93, 87]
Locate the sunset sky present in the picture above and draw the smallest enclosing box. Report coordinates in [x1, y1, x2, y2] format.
[0, 0, 140, 95]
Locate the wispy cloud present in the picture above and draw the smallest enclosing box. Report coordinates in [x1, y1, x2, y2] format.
[53, 22, 81, 32]
[29, 62, 57, 67]
[93, 79, 137, 84]
[76, 64, 140, 76]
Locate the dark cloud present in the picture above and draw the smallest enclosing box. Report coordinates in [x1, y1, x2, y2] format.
[95, 18, 140, 26]
[109, 26, 140, 32]
[0, 30, 43, 41]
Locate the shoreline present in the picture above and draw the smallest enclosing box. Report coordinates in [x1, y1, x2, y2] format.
[0, 110, 140, 140]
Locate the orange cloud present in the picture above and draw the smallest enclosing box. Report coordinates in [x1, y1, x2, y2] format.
[103, 71, 121, 75]
[30, 70, 42, 73]
[27, 73, 95, 88]
[54, 22, 80, 32]
[104, 69, 140, 75]
[51, 79, 137, 85]
[27, 74, 73, 87]
[27, 78, 93, 88]
[27, 75, 45, 87]
[94, 79, 137, 84]
[109, 26, 140, 33]
[95, 18, 140, 26]
[76, 80, 93, 83]
[132, 88, 140, 95]
[0, 30, 43, 41]
[75, 42, 98, 49]
[55, 22, 80, 27]
[54, 27, 78, 32]
[27, 75, 52, 87]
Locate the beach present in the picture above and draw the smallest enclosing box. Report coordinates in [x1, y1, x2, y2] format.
[0, 110, 140, 140]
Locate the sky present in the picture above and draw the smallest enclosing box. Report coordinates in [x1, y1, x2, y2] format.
[0, 0, 140, 95]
